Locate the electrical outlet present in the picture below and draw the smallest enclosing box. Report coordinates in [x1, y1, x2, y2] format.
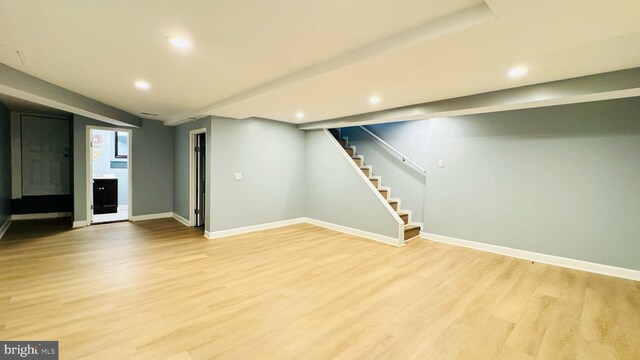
[234, 172, 243, 180]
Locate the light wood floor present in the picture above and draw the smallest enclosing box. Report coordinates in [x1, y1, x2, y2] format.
[1, 219, 638, 359]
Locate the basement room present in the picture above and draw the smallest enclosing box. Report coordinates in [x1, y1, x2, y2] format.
[0, 1, 638, 359]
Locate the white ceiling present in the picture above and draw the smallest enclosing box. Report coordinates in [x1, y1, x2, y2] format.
[1, 0, 639, 125]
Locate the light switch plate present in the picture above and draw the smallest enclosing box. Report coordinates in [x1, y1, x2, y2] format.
[438, 160, 444, 168]
[234, 172, 243, 180]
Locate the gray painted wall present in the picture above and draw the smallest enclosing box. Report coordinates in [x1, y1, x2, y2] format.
[172, 117, 400, 240]
[341, 126, 426, 224]
[366, 120, 429, 168]
[173, 116, 212, 232]
[209, 117, 306, 231]
[306, 130, 401, 239]
[0, 102, 10, 229]
[351, 98, 640, 270]
[73, 115, 174, 222]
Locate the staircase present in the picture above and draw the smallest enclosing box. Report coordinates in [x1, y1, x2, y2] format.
[329, 129, 421, 242]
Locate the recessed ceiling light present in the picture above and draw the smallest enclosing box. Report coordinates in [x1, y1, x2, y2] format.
[295, 112, 305, 120]
[507, 67, 528, 78]
[369, 96, 381, 105]
[134, 80, 150, 90]
[168, 36, 192, 49]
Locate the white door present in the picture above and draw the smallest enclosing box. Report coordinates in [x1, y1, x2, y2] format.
[21, 116, 70, 196]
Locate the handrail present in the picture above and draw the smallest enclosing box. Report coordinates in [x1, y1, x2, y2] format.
[358, 126, 426, 175]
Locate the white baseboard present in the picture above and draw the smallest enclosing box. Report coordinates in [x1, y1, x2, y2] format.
[72, 220, 88, 228]
[172, 213, 190, 226]
[206, 218, 306, 239]
[131, 212, 173, 222]
[74, 212, 178, 227]
[11, 212, 71, 220]
[0, 218, 12, 240]
[205, 217, 403, 246]
[421, 232, 640, 281]
[304, 218, 403, 247]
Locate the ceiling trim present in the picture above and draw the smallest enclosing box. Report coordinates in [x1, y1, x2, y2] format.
[165, 3, 495, 126]
[298, 67, 640, 129]
[0, 63, 142, 127]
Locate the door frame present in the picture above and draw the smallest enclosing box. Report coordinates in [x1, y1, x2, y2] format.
[86, 125, 133, 225]
[189, 128, 207, 227]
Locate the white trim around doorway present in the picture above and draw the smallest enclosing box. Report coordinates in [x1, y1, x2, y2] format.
[85, 126, 133, 226]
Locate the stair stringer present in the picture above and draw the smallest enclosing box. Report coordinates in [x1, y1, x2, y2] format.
[346, 137, 413, 226]
[323, 130, 405, 244]
[341, 133, 423, 242]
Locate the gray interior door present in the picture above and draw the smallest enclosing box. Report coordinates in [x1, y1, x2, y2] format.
[21, 116, 70, 196]
[195, 133, 206, 227]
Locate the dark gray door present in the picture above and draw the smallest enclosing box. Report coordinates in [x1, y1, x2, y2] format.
[195, 133, 206, 227]
[21, 116, 70, 195]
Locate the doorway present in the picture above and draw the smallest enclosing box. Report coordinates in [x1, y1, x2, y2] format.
[189, 129, 206, 227]
[87, 127, 132, 224]
[14, 114, 73, 216]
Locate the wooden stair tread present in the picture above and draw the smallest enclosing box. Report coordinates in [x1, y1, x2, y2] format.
[403, 224, 421, 241]
[332, 133, 416, 238]
[397, 212, 409, 224]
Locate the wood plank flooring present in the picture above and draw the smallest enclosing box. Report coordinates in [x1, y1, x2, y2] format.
[1, 218, 638, 359]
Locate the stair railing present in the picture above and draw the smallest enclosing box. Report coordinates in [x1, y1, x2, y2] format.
[357, 126, 427, 176]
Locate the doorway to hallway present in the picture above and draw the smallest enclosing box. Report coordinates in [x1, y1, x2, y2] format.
[88, 127, 131, 224]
